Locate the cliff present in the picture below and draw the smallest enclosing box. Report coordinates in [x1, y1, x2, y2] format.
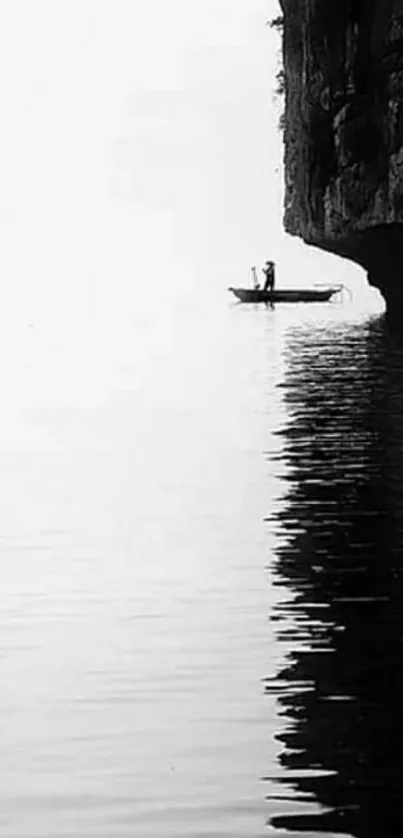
[280, 0, 403, 305]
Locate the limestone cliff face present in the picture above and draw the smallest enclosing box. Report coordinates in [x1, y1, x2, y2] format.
[280, 0, 403, 303]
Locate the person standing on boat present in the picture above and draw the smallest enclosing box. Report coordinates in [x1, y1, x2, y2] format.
[262, 260, 275, 292]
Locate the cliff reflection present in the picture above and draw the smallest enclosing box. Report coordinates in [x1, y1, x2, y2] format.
[266, 314, 403, 837]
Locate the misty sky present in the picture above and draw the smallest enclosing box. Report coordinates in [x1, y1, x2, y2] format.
[0, 2, 381, 456]
[0, 0, 372, 330]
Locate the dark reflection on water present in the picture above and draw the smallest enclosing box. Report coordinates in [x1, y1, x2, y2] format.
[266, 314, 403, 837]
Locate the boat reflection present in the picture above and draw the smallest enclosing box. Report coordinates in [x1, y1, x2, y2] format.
[266, 314, 403, 836]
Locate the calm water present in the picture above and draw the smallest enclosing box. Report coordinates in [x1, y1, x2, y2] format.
[1, 285, 400, 838]
[1, 3, 396, 835]
[0, 286, 277, 838]
[265, 306, 403, 837]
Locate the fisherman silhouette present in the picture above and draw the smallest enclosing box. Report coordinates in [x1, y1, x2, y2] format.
[262, 261, 275, 292]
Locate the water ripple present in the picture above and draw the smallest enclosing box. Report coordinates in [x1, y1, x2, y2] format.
[266, 314, 403, 837]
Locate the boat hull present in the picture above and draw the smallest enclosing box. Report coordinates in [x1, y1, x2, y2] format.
[228, 287, 340, 303]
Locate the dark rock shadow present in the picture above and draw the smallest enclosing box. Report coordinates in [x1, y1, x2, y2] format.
[265, 313, 403, 837]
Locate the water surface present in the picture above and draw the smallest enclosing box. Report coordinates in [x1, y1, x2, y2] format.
[0, 288, 396, 838]
[0, 289, 281, 838]
[266, 309, 403, 837]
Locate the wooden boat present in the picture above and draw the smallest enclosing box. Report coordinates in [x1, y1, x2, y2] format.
[228, 286, 342, 304]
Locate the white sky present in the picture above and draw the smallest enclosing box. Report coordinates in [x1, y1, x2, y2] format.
[0, 0, 373, 329]
[0, 0, 381, 448]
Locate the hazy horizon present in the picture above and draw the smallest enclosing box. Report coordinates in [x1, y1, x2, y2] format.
[0, 0, 379, 330]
